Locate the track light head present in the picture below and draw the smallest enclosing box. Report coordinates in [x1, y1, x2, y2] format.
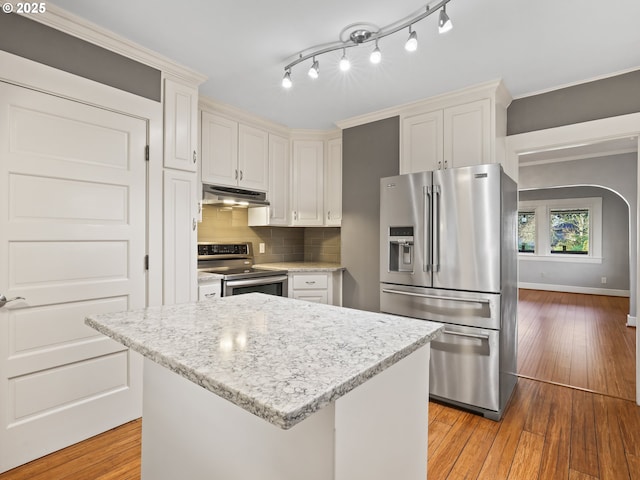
[405, 26, 418, 52]
[308, 58, 319, 79]
[438, 6, 452, 34]
[339, 49, 351, 71]
[370, 40, 382, 64]
[282, 70, 292, 89]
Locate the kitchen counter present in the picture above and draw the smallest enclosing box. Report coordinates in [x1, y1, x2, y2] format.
[254, 261, 344, 272]
[197, 271, 223, 282]
[86, 294, 442, 480]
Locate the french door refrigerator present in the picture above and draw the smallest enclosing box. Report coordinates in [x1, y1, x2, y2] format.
[379, 163, 517, 420]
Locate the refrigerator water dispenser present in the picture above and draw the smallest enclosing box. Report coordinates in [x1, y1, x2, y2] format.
[388, 226, 414, 273]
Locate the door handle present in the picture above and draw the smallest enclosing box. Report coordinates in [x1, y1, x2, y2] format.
[381, 288, 490, 305]
[433, 184, 441, 273]
[0, 295, 25, 308]
[424, 185, 431, 273]
[442, 329, 490, 341]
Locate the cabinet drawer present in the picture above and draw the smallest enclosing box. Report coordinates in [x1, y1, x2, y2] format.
[292, 273, 328, 290]
[293, 290, 328, 304]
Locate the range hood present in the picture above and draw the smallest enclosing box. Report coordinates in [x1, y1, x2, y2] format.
[202, 184, 269, 207]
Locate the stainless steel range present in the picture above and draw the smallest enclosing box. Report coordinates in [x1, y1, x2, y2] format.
[197, 243, 288, 297]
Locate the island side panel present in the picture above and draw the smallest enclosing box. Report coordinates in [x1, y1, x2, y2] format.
[140, 358, 335, 480]
[334, 345, 430, 480]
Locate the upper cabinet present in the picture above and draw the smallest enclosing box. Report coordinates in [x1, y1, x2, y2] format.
[164, 78, 198, 172]
[291, 140, 324, 226]
[200, 111, 268, 192]
[399, 81, 511, 176]
[325, 138, 342, 226]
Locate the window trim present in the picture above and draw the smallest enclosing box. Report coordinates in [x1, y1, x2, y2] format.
[518, 197, 602, 264]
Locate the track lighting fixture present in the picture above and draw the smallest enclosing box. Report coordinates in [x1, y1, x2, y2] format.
[282, 69, 292, 89]
[339, 48, 351, 71]
[438, 5, 452, 34]
[405, 26, 418, 52]
[370, 40, 381, 64]
[308, 58, 319, 78]
[281, 0, 453, 88]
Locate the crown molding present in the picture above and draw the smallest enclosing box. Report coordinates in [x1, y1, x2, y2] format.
[27, 3, 207, 86]
[199, 96, 291, 137]
[336, 78, 512, 130]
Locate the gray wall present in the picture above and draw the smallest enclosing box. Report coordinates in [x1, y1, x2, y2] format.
[519, 186, 630, 290]
[0, 13, 161, 101]
[507, 69, 640, 135]
[342, 117, 399, 312]
[519, 153, 637, 314]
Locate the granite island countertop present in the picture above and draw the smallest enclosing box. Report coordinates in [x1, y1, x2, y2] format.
[254, 262, 345, 272]
[86, 293, 442, 430]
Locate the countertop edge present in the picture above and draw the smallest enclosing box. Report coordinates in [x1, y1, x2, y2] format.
[85, 315, 442, 430]
[254, 263, 345, 272]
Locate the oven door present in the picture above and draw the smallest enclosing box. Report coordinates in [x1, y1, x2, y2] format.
[223, 275, 288, 297]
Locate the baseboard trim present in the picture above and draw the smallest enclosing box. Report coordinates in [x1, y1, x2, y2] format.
[627, 315, 637, 327]
[519, 282, 630, 297]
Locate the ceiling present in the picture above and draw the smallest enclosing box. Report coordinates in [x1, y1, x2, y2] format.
[50, 0, 640, 130]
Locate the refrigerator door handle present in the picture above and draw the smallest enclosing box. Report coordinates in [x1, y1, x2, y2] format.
[442, 329, 490, 341]
[381, 288, 491, 305]
[424, 185, 431, 272]
[433, 184, 441, 272]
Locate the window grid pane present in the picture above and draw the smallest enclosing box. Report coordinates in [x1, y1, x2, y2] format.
[549, 208, 589, 254]
[518, 211, 536, 253]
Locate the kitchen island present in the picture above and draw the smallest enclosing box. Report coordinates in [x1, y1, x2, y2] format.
[86, 293, 442, 480]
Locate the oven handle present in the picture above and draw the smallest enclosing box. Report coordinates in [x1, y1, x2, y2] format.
[225, 275, 289, 288]
[442, 329, 490, 341]
[381, 288, 491, 305]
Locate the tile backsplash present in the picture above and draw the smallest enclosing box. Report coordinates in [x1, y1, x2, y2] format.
[198, 205, 341, 264]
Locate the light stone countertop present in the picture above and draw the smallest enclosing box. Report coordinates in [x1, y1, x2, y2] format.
[85, 293, 442, 430]
[197, 271, 223, 282]
[254, 262, 345, 272]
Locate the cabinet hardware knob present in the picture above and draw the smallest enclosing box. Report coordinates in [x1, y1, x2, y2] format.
[192, 218, 197, 231]
[235, 169, 238, 180]
[193, 150, 197, 164]
[305, 281, 316, 285]
[444, 160, 448, 169]
[327, 211, 331, 220]
[240, 170, 243, 181]
[438, 160, 442, 169]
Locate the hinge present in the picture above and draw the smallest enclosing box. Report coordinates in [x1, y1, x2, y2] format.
[144, 255, 149, 271]
[145, 145, 149, 161]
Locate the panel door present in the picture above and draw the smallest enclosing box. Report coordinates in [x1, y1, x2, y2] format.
[164, 78, 198, 172]
[443, 99, 490, 168]
[325, 138, 342, 226]
[200, 111, 238, 187]
[267, 134, 290, 225]
[0, 82, 145, 472]
[238, 124, 268, 192]
[163, 170, 197, 305]
[401, 110, 443, 174]
[291, 140, 324, 226]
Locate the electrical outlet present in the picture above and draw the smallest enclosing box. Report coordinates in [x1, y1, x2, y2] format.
[259, 242, 265, 254]
[601, 276, 607, 284]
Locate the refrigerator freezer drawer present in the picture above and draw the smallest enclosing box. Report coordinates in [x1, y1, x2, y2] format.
[380, 283, 500, 330]
[430, 323, 500, 413]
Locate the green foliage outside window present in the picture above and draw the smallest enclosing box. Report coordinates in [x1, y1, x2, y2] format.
[550, 209, 589, 254]
[518, 211, 535, 253]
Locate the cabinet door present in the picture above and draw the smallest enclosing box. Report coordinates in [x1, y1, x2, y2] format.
[401, 110, 443, 174]
[238, 124, 269, 191]
[443, 99, 490, 168]
[325, 138, 342, 226]
[200, 111, 238, 187]
[164, 78, 198, 172]
[163, 170, 197, 305]
[291, 140, 324, 226]
[267, 134, 290, 224]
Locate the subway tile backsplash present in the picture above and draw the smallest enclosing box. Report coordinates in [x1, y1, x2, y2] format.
[198, 206, 340, 264]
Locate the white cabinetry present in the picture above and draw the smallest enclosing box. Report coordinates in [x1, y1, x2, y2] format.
[163, 170, 197, 305]
[400, 81, 510, 175]
[200, 111, 269, 191]
[291, 140, 324, 226]
[248, 134, 290, 226]
[289, 271, 343, 306]
[164, 78, 198, 172]
[325, 138, 342, 226]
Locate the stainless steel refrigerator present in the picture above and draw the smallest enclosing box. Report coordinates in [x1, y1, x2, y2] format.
[379, 163, 517, 420]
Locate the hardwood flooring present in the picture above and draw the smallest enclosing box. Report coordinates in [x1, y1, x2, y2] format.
[518, 289, 635, 400]
[0, 290, 637, 480]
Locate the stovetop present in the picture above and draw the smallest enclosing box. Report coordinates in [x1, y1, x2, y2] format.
[197, 242, 286, 280]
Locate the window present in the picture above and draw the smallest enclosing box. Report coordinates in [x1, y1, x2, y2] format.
[518, 197, 602, 263]
[518, 211, 536, 253]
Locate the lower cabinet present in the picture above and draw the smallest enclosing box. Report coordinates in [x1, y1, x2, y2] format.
[288, 271, 343, 306]
[198, 279, 221, 301]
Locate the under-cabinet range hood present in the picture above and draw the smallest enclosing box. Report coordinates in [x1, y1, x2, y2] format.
[202, 184, 269, 207]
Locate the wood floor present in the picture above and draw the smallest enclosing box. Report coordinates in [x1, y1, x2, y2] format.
[1, 290, 638, 480]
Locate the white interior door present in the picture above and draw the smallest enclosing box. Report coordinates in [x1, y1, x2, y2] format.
[0, 81, 147, 473]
